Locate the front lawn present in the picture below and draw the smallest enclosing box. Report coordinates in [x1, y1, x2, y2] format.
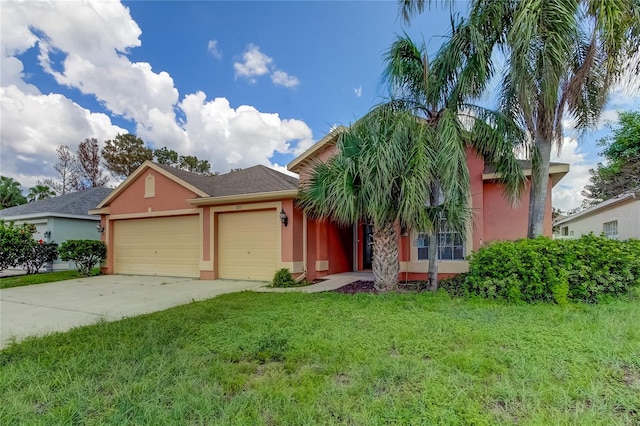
[1, 291, 639, 424]
[0, 270, 83, 289]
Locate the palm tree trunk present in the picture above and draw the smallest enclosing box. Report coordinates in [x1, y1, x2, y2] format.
[428, 184, 440, 291]
[527, 137, 552, 238]
[372, 222, 399, 292]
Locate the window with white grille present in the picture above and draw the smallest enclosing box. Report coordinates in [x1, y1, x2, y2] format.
[416, 218, 465, 261]
[603, 220, 618, 240]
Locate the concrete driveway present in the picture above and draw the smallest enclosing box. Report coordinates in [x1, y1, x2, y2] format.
[0, 275, 265, 349]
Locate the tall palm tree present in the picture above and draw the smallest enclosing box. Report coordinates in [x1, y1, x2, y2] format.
[299, 35, 525, 291]
[27, 184, 56, 202]
[0, 176, 27, 209]
[401, 0, 640, 237]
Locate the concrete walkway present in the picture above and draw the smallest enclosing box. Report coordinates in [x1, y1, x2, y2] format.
[0, 275, 264, 349]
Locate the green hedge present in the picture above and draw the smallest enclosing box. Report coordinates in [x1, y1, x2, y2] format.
[448, 235, 640, 304]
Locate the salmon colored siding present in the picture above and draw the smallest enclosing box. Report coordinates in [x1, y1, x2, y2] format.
[108, 169, 199, 215]
[483, 179, 553, 241]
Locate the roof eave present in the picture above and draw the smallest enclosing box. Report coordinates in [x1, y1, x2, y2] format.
[287, 126, 346, 173]
[189, 189, 298, 206]
[0, 212, 101, 221]
[482, 163, 570, 188]
[554, 192, 638, 226]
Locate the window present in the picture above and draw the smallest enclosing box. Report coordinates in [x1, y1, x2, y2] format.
[603, 220, 618, 240]
[144, 174, 155, 198]
[416, 218, 465, 261]
[561, 226, 569, 236]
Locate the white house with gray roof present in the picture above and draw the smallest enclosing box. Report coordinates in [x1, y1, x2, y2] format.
[0, 187, 113, 270]
[554, 191, 640, 240]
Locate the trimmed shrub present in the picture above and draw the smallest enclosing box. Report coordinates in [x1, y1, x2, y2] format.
[272, 268, 296, 288]
[60, 240, 107, 276]
[21, 240, 58, 274]
[0, 221, 35, 272]
[451, 235, 640, 304]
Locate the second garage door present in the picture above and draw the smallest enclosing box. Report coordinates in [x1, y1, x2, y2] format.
[113, 215, 200, 277]
[217, 210, 278, 281]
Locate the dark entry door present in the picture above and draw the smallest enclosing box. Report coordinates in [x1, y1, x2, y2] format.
[363, 224, 373, 269]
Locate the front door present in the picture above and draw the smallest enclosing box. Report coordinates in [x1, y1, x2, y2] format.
[362, 224, 373, 269]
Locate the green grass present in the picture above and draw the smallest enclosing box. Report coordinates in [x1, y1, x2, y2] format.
[0, 270, 83, 289]
[1, 291, 639, 425]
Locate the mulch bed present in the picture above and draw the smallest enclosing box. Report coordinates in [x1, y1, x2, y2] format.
[332, 280, 429, 294]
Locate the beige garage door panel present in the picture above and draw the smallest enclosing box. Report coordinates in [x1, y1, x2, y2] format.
[217, 210, 278, 281]
[114, 216, 200, 278]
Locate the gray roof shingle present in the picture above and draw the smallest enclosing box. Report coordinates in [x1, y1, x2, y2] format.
[152, 163, 298, 198]
[0, 187, 113, 218]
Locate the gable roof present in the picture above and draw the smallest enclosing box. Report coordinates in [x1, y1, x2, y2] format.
[287, 126, 346, 173]
[95, 161, 300, 209]
[0, 187, 113, 220]
[203, 165, 299, 197]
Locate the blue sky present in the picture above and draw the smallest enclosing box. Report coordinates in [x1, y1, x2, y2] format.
[1, 1, 638, 211]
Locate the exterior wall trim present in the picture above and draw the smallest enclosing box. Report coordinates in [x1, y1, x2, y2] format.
[190, 190, 298, 206]
[107, 208, 199, 220]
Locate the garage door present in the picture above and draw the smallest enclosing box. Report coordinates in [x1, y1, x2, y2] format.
[114, 216, 200, 277]
[217, 210, 278, 281]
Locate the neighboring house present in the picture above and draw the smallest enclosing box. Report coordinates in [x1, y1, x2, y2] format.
[554, 191, 640, 240]
[93, 129, 568, 282]
[0, 187, 112, 270]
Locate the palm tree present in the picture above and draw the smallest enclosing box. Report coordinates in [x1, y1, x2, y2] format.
[401, 0, 640, 237]
[27, 184, 56, 202]
[299, 35, 525, 291]
[0, 176, 27, 209]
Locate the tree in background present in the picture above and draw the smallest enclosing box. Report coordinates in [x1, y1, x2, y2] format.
[401, 0, 640, 238]
[154, 147, 179, 167]
[27, 184, 56, 202]
[154, 147, 216, 175]
[102, 134, 153, 180]
[40, 145, 81, 195]
[582, 111, 640, 205]
[77, 138, 109, 189]
[0, 176, 27, 209]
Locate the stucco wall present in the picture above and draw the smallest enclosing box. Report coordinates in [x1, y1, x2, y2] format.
[483, 179, 553, 241]
[560, 198, 640, 239]
[107, 168, 199, 215]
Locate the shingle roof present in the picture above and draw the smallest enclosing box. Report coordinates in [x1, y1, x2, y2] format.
[153, 163, 213, 194]
[0, 187, 113, 218]
[153, 163, 299, 198]
[203, 165, 299, 197]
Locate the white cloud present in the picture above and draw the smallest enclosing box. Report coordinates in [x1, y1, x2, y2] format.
[208, 40, 222, 59]
[271, 70, 299, 88]
[2, 0, 183, 145]
[179, 93, 313, 173]
[271, 163, 299, 178]
[233, 44, 272, 81]
[0, 85, 126, 189]
[233, 44, 299, 88]
[551, 137, 597, 212]
[354, 85, 362, 98]
[1, 2, 314, 185]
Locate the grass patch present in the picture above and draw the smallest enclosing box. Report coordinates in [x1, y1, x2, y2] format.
[1, 291, 639, 424]
[0, 270, 84, 289]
